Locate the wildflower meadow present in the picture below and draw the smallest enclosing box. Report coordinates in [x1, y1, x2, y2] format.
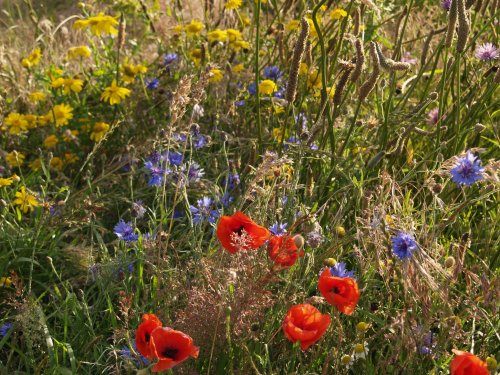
[1, 0, 499, 373]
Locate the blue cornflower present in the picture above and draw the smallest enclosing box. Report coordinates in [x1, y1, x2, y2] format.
[441, 0, 451, 10]
[144, 160, 168, 186]
[121, 341, 150, 367]
[248, 82, 257, 96]
[223, 172, 240, 191]
[0, 322, 12, 337]
[114, 220, 139, 242]
[235, 100, 245, 107]
[450, 151, 485, 186]
[193, 135, 207, 149]
[145, 78, 159, 90]
[163, 53, 178, 66]
[391, 231, 418, 260]
[190, 197, 220, 224]
[273, 87, 285, 99]
[329, 262, 356, 279]
[167, 151, 184, 166]
[219, 192, 234, 207]
[263, 66, 283, 81]
[269, 222, 288, 236]
[173, 133, 188, 142]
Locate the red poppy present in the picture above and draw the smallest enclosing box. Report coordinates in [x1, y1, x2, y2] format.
[136, 314, 163, 359]
[216, 211, 271, 254]
[451, 350, 489, 375]
[150, 327, 199, 372]
[268, 235, 304, 267]
[282, 303, 331, 351]
[318, 268, 360, 315]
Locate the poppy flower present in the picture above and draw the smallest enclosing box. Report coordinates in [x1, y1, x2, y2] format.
[136, 314, 162, 359]
[150, 327, 199, 372]
[282, 303, 331, 351]
[268, 235, 304, 267]
[318, 268, 360, 315]
[216, 211, 271, 254]
[451, 350, 489, 375]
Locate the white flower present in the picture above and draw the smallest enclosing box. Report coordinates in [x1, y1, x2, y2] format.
[354, 342, 369, 359]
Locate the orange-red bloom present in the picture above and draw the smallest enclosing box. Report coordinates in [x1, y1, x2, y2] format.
[136, 314, 162, 359]
[150, 327, 199, 372]
[451, 350, 489, 375]
[268, 235, 304, 267]
[282, 303, 331, 351]
[216, 211, 271, 254]
[318, 268, 360, 315]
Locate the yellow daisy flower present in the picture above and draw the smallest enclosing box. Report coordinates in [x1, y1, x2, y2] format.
[64, 152, 80, 164]
[4, 112, 28, 134]
[29, 91, 46, 103]
[258, 79, 277, 95]
[90, 122, 110, 142]
[29, 158, 42, 171]
[6, 151, 25, 167]
[331, 8, 348, 20]
[232, 63, 245, 73]
[67, 45, 92, 60]
[14, 186, 39, 213]
[185, 19, 204, 36]
[0, 277, 12, 287]
[50, 157, 64, 170]
[225, 0, 242, 10]
[100, 80, 131, 105]
[21, 47, 42, 68]
[207, 29, 228, 42]
[0, 177, 13, 187]
[43, 135, 59, 149]
[74, 13, 119, 36]
[47, 103, 74, 127]
[209, 69, 224, 83]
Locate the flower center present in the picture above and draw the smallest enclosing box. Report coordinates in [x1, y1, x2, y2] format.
[234, 225, 245, 236]
[162, 347, 179, 360]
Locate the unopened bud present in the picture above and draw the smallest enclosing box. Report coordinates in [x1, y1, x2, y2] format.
[474, 123, 486, 133]
[293, 234, 305, 249]
[323, 258, 336, 267]
[335, 226, 346, 237]
[486, 357, 497, 371]
[444, 256, 455, 268]
[356, 321, 370, 333]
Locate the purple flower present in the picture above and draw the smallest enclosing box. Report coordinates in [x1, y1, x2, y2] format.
[475, 43, 499, 61]
[0, 322, 13, 337]
[144, 159, 169, 186]
[114, 220, 139, 242]
[391, 232, 418, 260]
[145, 78, 159, 90]
[450, 151, 485, 186]
[167, 151, 184, 166]
[219, 192, 234, 207]
[329, 262, 356, 279]
[193, 135, 207, 149]
[189, 197, 220, 224]
[263, 66, 283, 81]
[222, 172, 240, 191]
[235, 100, 245, 107]
[163, 53, 178, 66]
[401, 51, 418, 65]
[441, 0, 451, 10]
[273, 86, 285, 99]
[295, 113, 308, 130]
[269, 222, 288, 236]
[248, 82, 257, 96]
[426, 108, 446, 125]
[121, 340, 150, 367]
[186, 162, 204, 183]
[307, 231, 324, 249]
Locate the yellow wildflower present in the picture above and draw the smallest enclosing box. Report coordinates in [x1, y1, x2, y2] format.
[258, 79, 277, 95]
[230, 39, 250, 51]
[29, 158, 42, 171]
[305, 17, 320, 38]
[73, 13, 119, 36]
[226, 29, 242, 42]
[207, 29, 228, 42]
[6, 151, 25, 167]
[0, 177, 13, 187]
[286, 20, 300, 32]
[191, 48, 202, 65]
[330, 8, 348, 20]
[273, 105, 285, 114]
[0, 277, 12, 287]
[43, 135, 59, 149]
[185, 19, 204, 36]
[21, 47, 42, 68]
[308, 69, 322, 89]
[225, 0, 242, 10]
[64, 152, 80, 164]
[46, 103, 74, 127]
[37, 115, 51, 127]
[14, 186, 39, 213]
[232, 63, 244, 73]
[24, 114, 38, 129]
[209, 69, 223, 83]
[50, 157, 64, 170]
[29, 91, 46, 103]
[173, 24, 183, 33]
[67, 45, 92, 60]
[241, 14, 251, 26]
[90, 122, 110, 141]
[5, 113, 28, 134]
[100, 80, 131, 105]
[52, 78, 84, 95]
[299, 63, 309, 75]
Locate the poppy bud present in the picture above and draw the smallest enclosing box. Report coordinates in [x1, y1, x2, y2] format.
[445, 256, 455, 268]
[323, 258, 337, 267]
[486, 356, 497, 371]
[225, 306, 232, 315]
[335, 226, 346, 237]
[293, 234, 305, 249]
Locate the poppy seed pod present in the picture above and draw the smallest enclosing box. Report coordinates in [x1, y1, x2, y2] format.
[335, 226, 346, 237]
[293, 234, 305, 249]
[323, 258, 337, 267]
